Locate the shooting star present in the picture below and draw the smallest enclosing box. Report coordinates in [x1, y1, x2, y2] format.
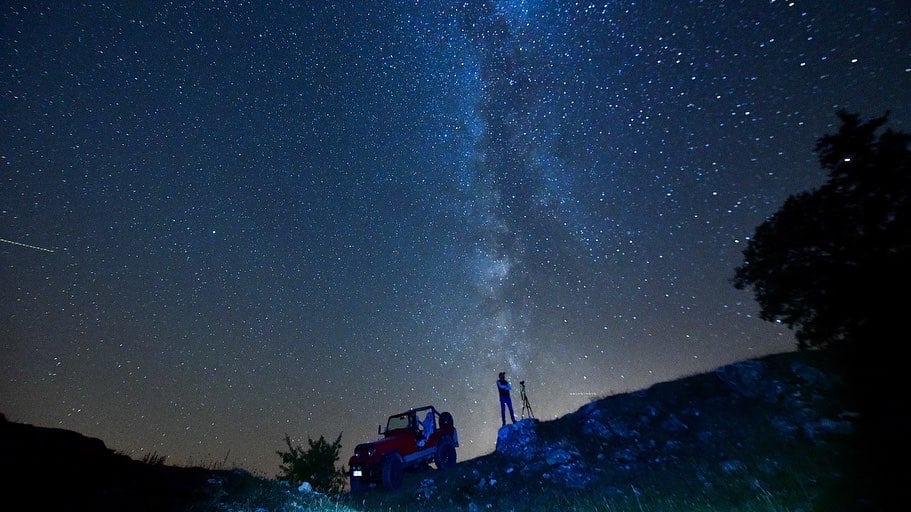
[0, 238, 55, 253]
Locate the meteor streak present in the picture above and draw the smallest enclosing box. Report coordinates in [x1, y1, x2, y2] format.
[0, 238, 55, 253]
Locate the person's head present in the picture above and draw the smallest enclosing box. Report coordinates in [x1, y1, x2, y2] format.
[498, 372, 505, 380]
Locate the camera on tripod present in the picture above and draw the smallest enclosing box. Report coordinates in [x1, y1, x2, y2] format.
[518, 380, 534, 419]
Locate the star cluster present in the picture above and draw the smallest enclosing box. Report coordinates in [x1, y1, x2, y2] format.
[2, 1, 909, 475]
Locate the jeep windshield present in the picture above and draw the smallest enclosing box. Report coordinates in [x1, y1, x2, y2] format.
[386, 413, 411, 431]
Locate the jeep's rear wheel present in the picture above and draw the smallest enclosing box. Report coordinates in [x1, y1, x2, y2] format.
[434, 436, 457, 469]
[381, 453, 404, 490]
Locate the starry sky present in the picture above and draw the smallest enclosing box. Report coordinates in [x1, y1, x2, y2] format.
[2, 1, 909, 476]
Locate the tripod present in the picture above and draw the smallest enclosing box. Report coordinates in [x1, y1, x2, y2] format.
[519, 381, 535, 419]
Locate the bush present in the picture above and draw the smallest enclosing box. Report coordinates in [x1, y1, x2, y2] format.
[276, 432, 347, 495]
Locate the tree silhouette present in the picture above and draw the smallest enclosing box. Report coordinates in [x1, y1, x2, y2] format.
[276, 432, 347, 495]
[734, 110, 910, 359]
[733, 111, 910, 508]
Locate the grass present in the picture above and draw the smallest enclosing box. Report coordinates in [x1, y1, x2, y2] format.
[140, 451, 168, 465]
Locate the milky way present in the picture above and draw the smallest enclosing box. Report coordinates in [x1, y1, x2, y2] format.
[2, 1, 909, 475]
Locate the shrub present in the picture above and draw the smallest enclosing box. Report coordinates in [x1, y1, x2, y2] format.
[276, 432, 346, 495]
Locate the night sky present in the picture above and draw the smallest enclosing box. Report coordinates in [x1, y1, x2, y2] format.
[2, 1, 909, 476]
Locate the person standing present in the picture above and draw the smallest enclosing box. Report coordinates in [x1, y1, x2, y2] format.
[497, 371, 517, 426]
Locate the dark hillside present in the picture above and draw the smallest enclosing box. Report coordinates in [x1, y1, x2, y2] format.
[351, 350, 876, 511]
[2, 350, 884, 511]
[0, 415, 227, 511]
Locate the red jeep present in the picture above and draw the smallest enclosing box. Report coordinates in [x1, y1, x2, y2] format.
[348, 405, 458, 491]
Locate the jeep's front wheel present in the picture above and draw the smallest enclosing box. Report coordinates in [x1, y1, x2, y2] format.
[381, 453, 404, 490]
[434, 436, 457, 469]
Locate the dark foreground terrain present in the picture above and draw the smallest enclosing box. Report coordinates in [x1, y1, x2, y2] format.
[0, 415, 226, 511]
[2, 350, 896, 511]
